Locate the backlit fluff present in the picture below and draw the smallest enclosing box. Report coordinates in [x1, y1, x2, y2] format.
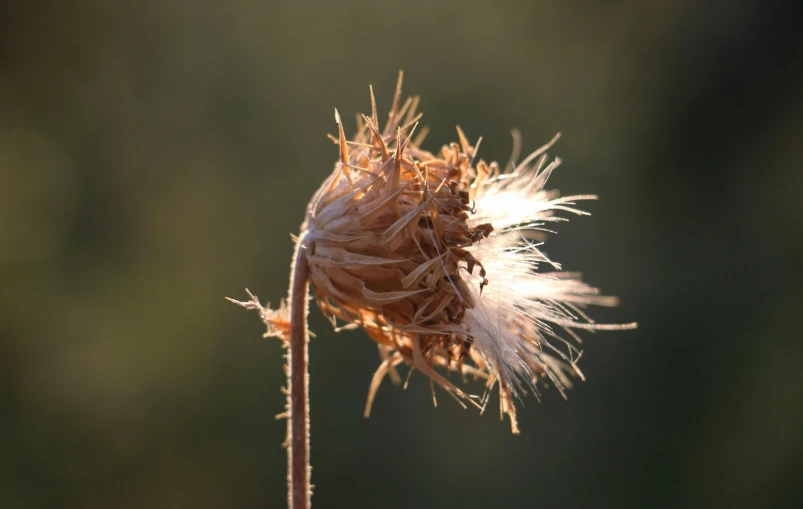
[301, 73, 635, 433]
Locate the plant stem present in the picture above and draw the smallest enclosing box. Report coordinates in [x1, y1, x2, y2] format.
[287, 240, 311, 509]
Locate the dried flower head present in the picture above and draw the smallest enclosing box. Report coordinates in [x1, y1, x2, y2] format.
[299, 73, 635, 433]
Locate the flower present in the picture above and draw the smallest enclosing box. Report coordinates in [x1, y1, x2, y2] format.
[301, 73, 636, 433]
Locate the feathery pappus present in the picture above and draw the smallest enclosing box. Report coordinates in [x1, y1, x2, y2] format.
[297, 73, 636, 433]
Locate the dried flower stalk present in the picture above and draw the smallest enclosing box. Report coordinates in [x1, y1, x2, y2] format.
[229, 72, 636, 507]
[227, 244, 310, 509]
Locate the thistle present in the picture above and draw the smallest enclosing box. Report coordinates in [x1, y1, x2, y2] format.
[229, 72, 636, 508]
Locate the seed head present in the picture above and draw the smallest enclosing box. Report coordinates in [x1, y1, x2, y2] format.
[302, 73, 635, 433]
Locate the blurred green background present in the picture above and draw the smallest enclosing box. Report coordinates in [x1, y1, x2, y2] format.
[2, 1, 802, 508]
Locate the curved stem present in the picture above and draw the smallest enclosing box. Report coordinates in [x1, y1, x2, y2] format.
[287, 240, 311, 509]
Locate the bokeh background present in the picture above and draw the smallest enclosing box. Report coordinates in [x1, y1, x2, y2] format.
[2, 1, 802, 508]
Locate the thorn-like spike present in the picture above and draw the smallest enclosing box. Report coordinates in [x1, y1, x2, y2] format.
[386, 96, 413, 136]
[334, 108, 352, 182]
[412, 161, 426, 187]
[334, 109, 348, 164]
[467, 136, 483, 169]
[362, 113, 389, 161]
[456, 125, 471, 155]
[398, 112, 423, 138]
[412, 125, 430, 147]
[382, 128, 404, 216]
[401, 122, 419, 153]
[369, 84, 379, 127]
[450, 142, 460, 165]
[388, 127, 402, 192]
[355, 113, 364, 132]
[405, 96, 420, 126]
[388, 70, 404, 124]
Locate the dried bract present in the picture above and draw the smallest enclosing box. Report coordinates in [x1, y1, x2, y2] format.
[301, 73, 636, 433]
